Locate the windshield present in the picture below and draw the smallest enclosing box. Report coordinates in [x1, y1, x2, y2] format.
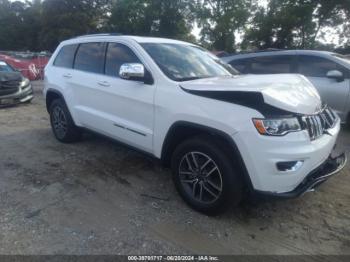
[141, 43, 238, 82]
[0, 61, 15, 72]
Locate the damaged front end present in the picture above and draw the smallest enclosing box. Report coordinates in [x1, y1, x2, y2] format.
[0, 72, 33, 107]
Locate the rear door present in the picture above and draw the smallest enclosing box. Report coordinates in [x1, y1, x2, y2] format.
[297, 55, 350, 119]
[68, 42, 108, 128]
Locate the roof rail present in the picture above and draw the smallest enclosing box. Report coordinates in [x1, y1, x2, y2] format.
[75, 33, 123, 38]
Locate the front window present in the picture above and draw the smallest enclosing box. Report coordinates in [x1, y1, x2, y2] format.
[105, 43, 141, 77]
[141, 43, 237, 82]
[0, 61, 15, 72]
[298, 55, 338, 77]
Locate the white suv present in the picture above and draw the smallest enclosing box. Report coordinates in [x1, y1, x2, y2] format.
[44, 34, 346, 214]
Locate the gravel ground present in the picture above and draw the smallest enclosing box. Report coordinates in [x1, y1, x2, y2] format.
[0, 81, 349, 255]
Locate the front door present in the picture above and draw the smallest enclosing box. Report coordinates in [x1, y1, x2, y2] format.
[297, 55, 350, 120]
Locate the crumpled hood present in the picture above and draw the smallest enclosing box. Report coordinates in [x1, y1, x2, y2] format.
[180, 74, 322, 115]
[0, 71, 23, 83]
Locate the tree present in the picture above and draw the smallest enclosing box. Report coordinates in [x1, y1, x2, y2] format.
[39, 0, 111, 51]
[0, 0, 27, 50]
[105, 0, 151, 35]
[106, 0, 196, 42]
[20, 0, 43, 51]
[196, 0, 254, 52]
[0, 0, 349, 53]
[242, 0, 350, 50]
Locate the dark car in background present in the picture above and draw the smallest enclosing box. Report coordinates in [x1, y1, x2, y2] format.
[222, 50, 350, 123]
[0, 60, 33, 106]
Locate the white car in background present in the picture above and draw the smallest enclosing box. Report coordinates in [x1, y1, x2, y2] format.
[223, 50, 350, 123]
[44, 35, 346, 214]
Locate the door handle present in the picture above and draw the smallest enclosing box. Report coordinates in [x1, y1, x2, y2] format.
[62, 73, 72, 79]
[98, 81, 110, 87]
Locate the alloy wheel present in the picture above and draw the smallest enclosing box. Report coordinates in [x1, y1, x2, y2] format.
[52, 106, 68, 139]
[178, 152, 223, 204]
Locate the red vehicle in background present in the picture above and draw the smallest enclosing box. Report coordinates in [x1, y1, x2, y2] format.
[0, 51, 50, 81]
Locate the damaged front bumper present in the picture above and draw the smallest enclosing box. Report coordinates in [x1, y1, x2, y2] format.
[0, 84, 33, 107]
[257, 152, 347, 198]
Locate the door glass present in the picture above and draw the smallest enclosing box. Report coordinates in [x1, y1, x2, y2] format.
[74, 42, 106, 74]
[298, 56, 338, 77]
[54, 44, 78, 68]
[105, 43, 141, 77]
[250, 56, 293, 74]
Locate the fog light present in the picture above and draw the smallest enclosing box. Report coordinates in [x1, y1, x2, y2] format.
[276, 161, 304, 172]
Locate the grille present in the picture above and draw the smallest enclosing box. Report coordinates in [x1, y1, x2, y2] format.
[302, 107, 337, 140]
[0, 80, 21, 96]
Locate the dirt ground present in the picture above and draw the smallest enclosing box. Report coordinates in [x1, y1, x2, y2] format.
[0, 81, 349, 255]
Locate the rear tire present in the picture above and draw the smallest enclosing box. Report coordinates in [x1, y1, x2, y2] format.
[171, 136, 243, 215]
[49, 98, 82, 143]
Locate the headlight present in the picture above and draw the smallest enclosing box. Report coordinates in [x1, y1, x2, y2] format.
[253, 118, 301, 136]
[20, 78, 30, 88]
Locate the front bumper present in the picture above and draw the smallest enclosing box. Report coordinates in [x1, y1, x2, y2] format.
[233, 116, 342, 193]
[0, 84, 33, 107]
[256, 152, 347, 198]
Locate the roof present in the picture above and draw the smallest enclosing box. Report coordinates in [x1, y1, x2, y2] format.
[223, 49, 336, 62]
[125, 36, 192, 45]
[65, 34, 192, 46]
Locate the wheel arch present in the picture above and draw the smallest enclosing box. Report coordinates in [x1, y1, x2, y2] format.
[46, 89, 65, 113]
[161, 121, 254, 191]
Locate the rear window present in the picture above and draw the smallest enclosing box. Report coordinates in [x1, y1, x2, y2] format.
[250, 56, 293, 74]
[53, 44, 78, 68]
[74, 42, 106, 74]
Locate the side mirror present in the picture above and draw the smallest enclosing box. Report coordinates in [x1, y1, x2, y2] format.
[119, 63, 154, 85]
[119, 63, 145, 81]
[326, 70, 344, 82]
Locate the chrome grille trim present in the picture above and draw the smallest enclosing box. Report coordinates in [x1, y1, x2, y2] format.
[302, 107, 337, 141]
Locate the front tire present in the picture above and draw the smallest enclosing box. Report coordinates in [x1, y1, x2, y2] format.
[49, 98, 82, 143]
[171, 136, 243, 215]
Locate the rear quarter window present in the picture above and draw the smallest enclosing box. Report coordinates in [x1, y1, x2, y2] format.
[53, 44, 78, 68]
